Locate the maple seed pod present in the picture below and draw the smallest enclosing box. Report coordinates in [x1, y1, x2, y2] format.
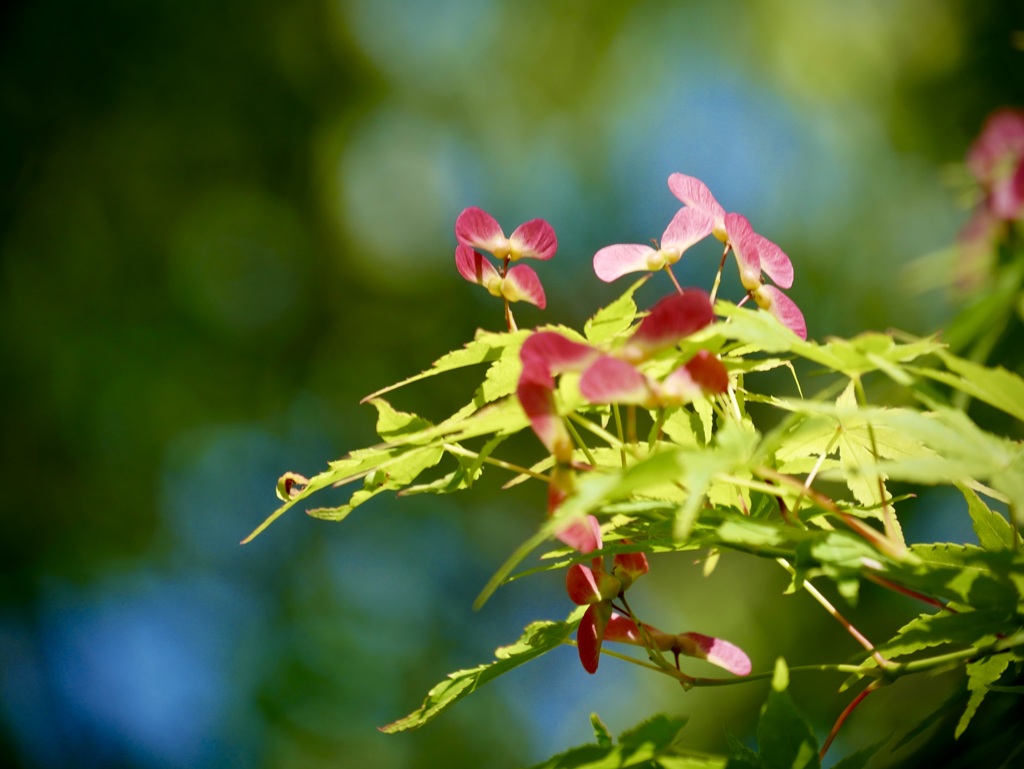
[565, 564, 621, 605]
[612, 549, 650, 591]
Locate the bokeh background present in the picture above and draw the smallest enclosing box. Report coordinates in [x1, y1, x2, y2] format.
[2, 1, 1022, 767]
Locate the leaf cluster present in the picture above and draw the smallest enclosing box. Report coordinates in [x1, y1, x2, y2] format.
[246, 283, 1024, 765]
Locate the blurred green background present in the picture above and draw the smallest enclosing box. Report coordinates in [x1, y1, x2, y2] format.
[1, 1, 1022, 767]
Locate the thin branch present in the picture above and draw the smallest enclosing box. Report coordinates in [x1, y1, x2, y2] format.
[820, 682, 880, 760]
[613, 404, 627, 468]
[757, 467, 907, 561]
[788, 426, 842, 520]
[776, 558, 890, 670]
[563, 417, 597, 466]
[572, 638, 878, 687]
[862, 572, 954, 613]
[568, 412, 632, 452]
[708, 243, 730, 304]
[503, 256, 517, 332]
[442, 443, 550, 483]
[504, 299, 518, 332]
[665, 265, 685, 295]
[626, 405, 637, 445]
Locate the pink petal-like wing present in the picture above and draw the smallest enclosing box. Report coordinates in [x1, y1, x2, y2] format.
[602, 617, 749, 673]
[612, 549, 649, 581]
[659, 366, 700, 404]
[750, 233, 793, 289]
[661, 352, 728, 404]
[455, 206, 507, 254]
[623, 291, 714, 361]
[966, 108, 1024, 182]
[661, 207, 715, 254]
[684, 350, 729, 394]
[722, 211, 754, 242]
[723, 213, 762, 291]
[503, 264, 547, 308]
[579, 356, 653, 405]
[677, 632, 752, 676]
[753, 285, 807, 340]
[455, 245, 500, 286]
[517, 363, 573, 461]
[555, 513, 603, 554]
[576, 603, 610, 674]
[509, 218, 557, 261]
[614, 548, 647, 581]
[565, 564, 603, 605]
[593, 243, 657, 283]
[603, 613, 643, 645]
[603, 613, 675, 650]
[519, 333, 600, 461]
[566, 562, 620, 605]
[520, 331, 600, 375]
[667, 173, 726, 235]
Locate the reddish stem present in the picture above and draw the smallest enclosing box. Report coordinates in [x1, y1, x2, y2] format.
[757, 466, 906, 561]
[820, 682, 879, 760]
[863, 572, 955, 613]
[708, 244, 730, 304]
[504, 299, 517, 332]
[665, 265, 685, 295]
[779, 559, 889, 670]
[502, 256, 517, 332]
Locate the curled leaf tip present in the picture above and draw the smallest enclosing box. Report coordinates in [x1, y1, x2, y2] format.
[277, 472, 309, 501]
